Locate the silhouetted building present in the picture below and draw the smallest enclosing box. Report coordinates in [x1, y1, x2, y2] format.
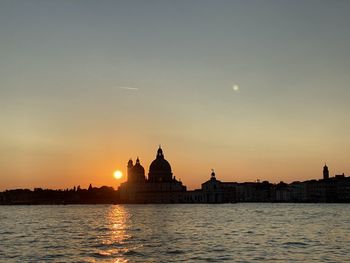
[3, 160, 350, 204]
[184, 170, 237, 203]
[201, 170, 225, 203]
[323, 164, 329, 180]
[118, 146, 186, 203]
[148, 147, 173, 182]
[275, 181, 308, 202]
[127, 158, 146, 183]
[0, 186, 118, 205]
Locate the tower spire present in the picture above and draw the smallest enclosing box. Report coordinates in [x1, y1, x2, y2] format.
[156, 145, 164, 159]
[323, 163, 329, 180]
[211, 169, 216, 179]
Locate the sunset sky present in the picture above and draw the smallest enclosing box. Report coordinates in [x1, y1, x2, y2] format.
[1, 0, 350, 190]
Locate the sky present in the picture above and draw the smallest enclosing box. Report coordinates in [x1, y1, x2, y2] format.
[1, 0, 350, 190]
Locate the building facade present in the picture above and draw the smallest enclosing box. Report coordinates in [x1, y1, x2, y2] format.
[118, 147, 187, 203]
[118, 147, 350, 204]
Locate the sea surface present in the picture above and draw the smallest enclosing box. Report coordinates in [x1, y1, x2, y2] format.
[1, 203, 349, 262]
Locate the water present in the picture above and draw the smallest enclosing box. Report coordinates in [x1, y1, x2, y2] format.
[1, 204, 349, 262]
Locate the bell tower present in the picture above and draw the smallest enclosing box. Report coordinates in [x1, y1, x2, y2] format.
[127, 159, 134, 182]
[323, 163, 329, 180]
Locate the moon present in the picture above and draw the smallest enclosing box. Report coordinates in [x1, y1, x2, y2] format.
[232, 84, 239, 92]
[113, 170, 123, 179]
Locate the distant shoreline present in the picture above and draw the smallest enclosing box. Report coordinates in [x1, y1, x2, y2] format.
[2, 201, 350, 205]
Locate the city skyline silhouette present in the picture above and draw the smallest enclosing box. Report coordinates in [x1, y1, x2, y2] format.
[1, 1, 350, 262]
[2, 145, 349, 205]
[1, 1, 350, 192]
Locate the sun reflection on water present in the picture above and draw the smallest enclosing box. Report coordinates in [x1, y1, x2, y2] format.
[97, 205, 144, 262]
[107, 205, 130, 244]
[96, 205, 131, 262]
[1, 205, 350, 262]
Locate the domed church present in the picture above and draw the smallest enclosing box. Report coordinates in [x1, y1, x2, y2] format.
[149, 147, 173, 182]
[119, 146, 187, 203]
[127, 157, 146, 183]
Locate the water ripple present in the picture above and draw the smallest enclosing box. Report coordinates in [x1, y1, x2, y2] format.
[1, 204, 350, 262]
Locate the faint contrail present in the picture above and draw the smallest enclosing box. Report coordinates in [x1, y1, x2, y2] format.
[119, 87, 139, 90]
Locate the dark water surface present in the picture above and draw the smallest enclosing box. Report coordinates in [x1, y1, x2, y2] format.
[1, 204, 349, 262]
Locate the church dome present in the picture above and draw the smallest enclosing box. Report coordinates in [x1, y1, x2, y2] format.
[148, 146, 173, 182]
[149, 157, 171, 173]
[127, 157, 146, 183]
[133, 157, 145, 174]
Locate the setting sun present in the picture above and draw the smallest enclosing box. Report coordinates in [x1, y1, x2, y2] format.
[113, 170, 123, 179]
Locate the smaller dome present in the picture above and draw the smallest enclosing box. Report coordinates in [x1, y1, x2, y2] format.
[133, 158, 145, 174]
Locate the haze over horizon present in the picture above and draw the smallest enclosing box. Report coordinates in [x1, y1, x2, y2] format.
[1, 0, 350, 190]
